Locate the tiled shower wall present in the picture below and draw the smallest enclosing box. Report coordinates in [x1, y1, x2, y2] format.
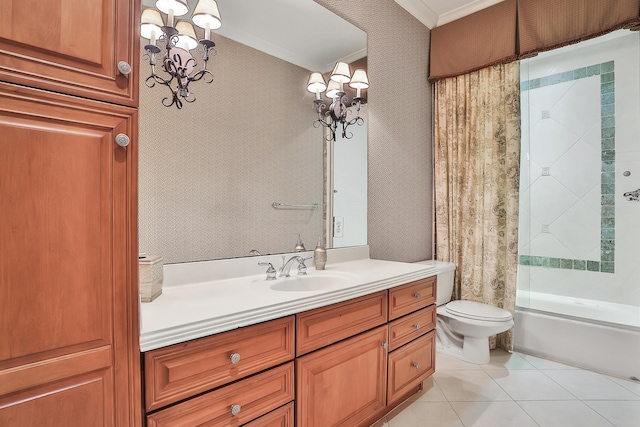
[518, 31, 640, 307]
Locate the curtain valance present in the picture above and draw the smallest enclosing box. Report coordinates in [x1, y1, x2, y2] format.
[429, 0, 640, 81]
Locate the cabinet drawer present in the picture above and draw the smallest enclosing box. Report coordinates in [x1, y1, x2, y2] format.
[387, 330, 435, 404]
[388, 277, 436, 320]
[243, 403, 294, 427]
[388, 305, 436, 351]
[147, 362, 294, 427]
[144, 316, 294, 411]
[296, 291, 387, 356]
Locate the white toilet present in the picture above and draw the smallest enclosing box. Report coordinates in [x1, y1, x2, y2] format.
[419, 260, 514, 364]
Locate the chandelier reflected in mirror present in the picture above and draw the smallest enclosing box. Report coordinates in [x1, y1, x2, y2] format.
[307, 62, 369, 141]
[141, 0, 222, 108]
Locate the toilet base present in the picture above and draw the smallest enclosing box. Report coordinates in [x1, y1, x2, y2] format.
[436, 335, 491, 365]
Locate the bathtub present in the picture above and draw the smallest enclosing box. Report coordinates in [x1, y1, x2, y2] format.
[514, 291, 640, 380]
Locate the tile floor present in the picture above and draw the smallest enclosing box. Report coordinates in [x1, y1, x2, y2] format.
[373, 350, 640, 427]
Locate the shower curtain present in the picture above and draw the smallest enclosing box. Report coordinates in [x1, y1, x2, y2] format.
[433, 62, 521, 351]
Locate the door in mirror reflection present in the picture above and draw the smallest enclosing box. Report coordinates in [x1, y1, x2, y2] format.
[329, 107, 367, 248]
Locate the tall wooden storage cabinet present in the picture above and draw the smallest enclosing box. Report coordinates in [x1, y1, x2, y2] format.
[0, 0, 141, 425]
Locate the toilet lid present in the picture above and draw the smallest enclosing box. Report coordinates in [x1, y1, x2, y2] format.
[445, 300, 512, 322]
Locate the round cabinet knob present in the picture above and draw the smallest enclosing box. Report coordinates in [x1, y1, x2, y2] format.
[117, 61, 132, 75]
[414, 323, 421, 330]
[230, 353, 241, 364]
[412, 362, 421, 370]
[230, 404, 241, 416]
[115, 133, 130, 147]
[414, 292, 421, 299]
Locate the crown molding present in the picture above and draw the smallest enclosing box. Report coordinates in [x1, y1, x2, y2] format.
[395, 0, 506, 29]
[394, 0, 438, 29]
[437, 0, 506, 26]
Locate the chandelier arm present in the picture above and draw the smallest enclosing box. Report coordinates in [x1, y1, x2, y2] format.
[162, 91, 183, 109]
[188, 68, 214, 84]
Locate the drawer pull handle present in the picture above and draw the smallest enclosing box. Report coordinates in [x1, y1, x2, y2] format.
[117, 61, 132, 75]
[414, 323, 421, 330]
[414, 293, 421, 299]
[230, 353, 241, 364]
[412, 362, 421, 370]
[230, 404, 242, 416]
[381, 342, 388, 350]
[115, 133, 130, 148]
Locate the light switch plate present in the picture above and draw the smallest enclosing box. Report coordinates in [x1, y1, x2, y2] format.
[334, 216, 344, 238]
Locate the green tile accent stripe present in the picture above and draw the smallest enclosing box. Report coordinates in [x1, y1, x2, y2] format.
[520, 61, 615, 273]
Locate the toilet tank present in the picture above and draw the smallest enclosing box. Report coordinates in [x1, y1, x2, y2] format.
[416, 260, 456, 306]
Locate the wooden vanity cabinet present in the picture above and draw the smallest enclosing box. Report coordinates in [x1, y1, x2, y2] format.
[0, 0, 139, 106]
[0, 0, 141, 425]
[0, 84, 140, 427]
[143, 317, 295, 426]
[243, 403, 294, 427]
[146, 363, 294, 427]
[296, 326, 389, 426]
[295, 278, 437, 427]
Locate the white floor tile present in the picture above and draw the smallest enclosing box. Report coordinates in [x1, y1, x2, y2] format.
[436, 353, 484, 371]
[481, 350, 537, 371]
[516, 352, 580, 370]
[433, 370, 512, 402]
[486, 369, 576, 400]
[385, 351, 640, 426]
[542, 370, 640, 400]
[584, 400, 640, 427]
[386, 401, 464, 427]
[412, 377, 448, 402]
[450, 401, 538, 427]
[607, 376, 640, 398]
[518, 400, 613, 427]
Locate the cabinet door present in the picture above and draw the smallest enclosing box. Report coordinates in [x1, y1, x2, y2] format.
[387, 330, 436, 404]
[0, 0, 139, 106]
[0, 83, 139, 426]
[296, 326, 388, 427]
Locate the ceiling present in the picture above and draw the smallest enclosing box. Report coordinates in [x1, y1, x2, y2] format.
[395, 0, 505, 28]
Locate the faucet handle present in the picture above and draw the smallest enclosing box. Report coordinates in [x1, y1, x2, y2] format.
[297, 256, 312, 275]
[258, 262, 277, 281]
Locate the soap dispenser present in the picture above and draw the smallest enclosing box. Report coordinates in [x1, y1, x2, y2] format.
[313, 236, 327, 270]
[294, 234, 306, 252]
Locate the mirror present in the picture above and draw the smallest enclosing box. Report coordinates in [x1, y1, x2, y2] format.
[138, 0, 367, 264]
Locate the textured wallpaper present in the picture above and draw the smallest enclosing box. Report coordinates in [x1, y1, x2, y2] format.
[139, 0, 433, 264]
[315, 0, 433, 262]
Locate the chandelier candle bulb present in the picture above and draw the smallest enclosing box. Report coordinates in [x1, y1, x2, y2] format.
[167, 9, 174, 26]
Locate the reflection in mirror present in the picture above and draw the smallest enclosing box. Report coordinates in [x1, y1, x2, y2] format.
[138, 0, 367, 263]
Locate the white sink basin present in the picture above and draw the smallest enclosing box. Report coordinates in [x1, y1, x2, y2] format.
[269, 272, 356, 292]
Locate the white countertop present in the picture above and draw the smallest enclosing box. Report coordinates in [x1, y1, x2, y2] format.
[139, 247, 439, 352]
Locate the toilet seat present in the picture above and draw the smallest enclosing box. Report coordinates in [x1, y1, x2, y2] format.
[445, 300, 512, 322]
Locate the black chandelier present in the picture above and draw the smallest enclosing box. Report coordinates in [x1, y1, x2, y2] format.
[307, 62, 369, 141]
[140, 0, 222, 109]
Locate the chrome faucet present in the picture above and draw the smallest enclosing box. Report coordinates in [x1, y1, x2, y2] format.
[279, 255, 311, 277]
[258, 262, 277, 280]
